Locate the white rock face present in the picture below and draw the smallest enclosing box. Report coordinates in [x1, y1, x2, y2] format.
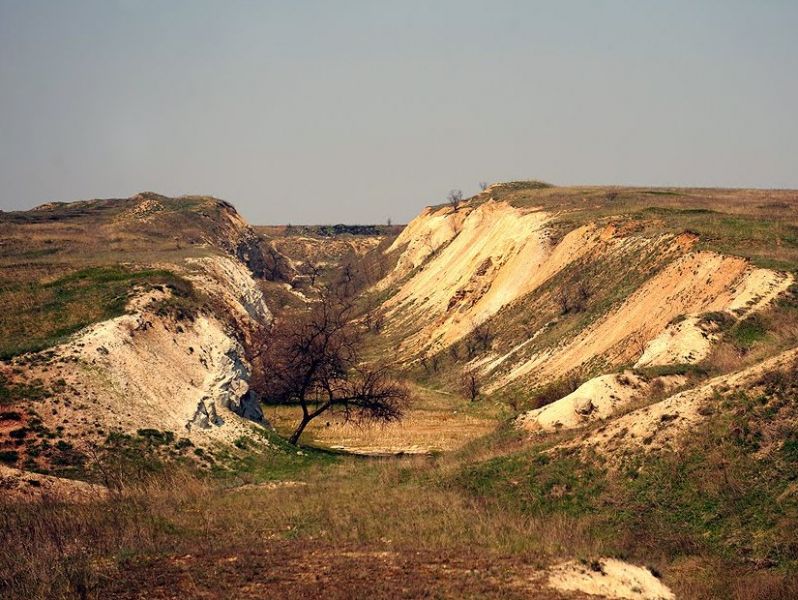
[37, 255, 273, 446]
[187, 255, 272, 325]
[548, 559, 675, 600]
[517, 372, 649, 432]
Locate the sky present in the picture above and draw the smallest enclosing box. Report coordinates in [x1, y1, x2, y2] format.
[1, 1, 797, 225]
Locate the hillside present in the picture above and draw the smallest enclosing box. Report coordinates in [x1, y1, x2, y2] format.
[373, 184, 797, 405]
[3, 184, 798, 599]
[0, 193, 288, 482]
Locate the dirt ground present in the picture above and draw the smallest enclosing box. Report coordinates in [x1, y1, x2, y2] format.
[103, 541, 596, 600]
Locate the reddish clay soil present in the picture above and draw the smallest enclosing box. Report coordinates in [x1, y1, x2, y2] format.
[103, 541, 596, 599]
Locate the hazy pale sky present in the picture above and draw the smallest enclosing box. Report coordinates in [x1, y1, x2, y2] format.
[1, 1, 797, 224]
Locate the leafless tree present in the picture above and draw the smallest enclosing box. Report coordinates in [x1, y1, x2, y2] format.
[556, 287, 571, 315]
[473, 323, 493, 352]
[628, 329, 652, 360]
[465, 323, 493, 358]
[334, 262, 360, 297]
[264, 244, 291, 282]
[479, 181, 489, 191]
[449, 344, 461, 362]
[448, 189, 463, 211]
[576, 280, 591, 307]
[462, 369, 480, 402]
[257, 291, 408, 445]
[301, 261, 323, 286]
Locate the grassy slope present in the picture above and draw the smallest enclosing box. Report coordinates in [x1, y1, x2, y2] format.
[0, 266, 195, 358]
[394, 183, 798, 409]
[0, 194, 248, 359]
[492, 183, 798, 271]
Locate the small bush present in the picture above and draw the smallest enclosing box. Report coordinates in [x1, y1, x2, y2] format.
[698, 311, 735, 329]
[136, 429, 175, 445]
[531, 375, 582, 409]
[732, 315, 768, 349]
[0, 450, 19, 464]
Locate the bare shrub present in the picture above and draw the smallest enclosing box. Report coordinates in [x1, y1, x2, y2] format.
[447, 189, 463, 211]
[462, 369, 480, 402]
[556, 287, 571, 315]
[465, 323, 494, 358]
[532, 374, 582, 409]
[300, 261, 323, 286]
[263, 244, 291, 282]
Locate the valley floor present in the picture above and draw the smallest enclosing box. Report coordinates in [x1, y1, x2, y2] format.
[4, 406, 796, 600]
[105, 541, 580, 600]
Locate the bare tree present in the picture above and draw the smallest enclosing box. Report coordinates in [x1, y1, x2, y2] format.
[462, 369, 480, 402]
[449, 344, 461, 362]
[264, 244, 291, 282]
[576, 280, 591, 307]
[301, 261, 323, 286]
[258, 291, 408, 445]
[465, 323, 493, 359]
[628, 329, 652, 361]
[479, 181, 489, 191]
[556, 287, 571, 315]
[447, 189, 463, 211]
[473, 323, 493, 352]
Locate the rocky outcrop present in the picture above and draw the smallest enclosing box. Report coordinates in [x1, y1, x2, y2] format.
[16, 256, 273, 449]
[375, 199, 793, 394]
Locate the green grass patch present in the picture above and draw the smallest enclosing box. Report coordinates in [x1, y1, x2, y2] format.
[731, 315, 768, 349]
[0, 266, 196, 359]
[0, 375, 49, 406]
[455, 450, 605, 516]
[452, 375, 798, 567]
[633, 363, 709, 378]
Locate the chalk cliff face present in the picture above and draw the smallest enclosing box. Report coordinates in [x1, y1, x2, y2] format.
[373, 189, 795, 449]
[14, 256, 272, 450]
[377, 199, 791, 386]
[0, 194, 278, 463]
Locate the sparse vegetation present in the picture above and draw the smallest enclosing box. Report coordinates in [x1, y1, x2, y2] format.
[5, 375, 798, 600]
[0, 266, 195, 358]
[462, 369, 480, 402]
[447, 189, 463, 211]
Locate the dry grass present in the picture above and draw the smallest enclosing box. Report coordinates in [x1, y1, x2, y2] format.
[265, 382, 501, 454]
[0, 455, 611, 599]
[3, 445, 795, 599]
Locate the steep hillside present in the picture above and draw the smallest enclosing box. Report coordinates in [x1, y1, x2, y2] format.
[254, 223, 400, 293]
[373, 184, 798, 411]
[0, 194, 276, 479]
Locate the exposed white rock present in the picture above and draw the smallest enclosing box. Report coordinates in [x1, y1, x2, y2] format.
[548, 559, 674, 600]
[517, 372, 650, 432]
[29, 255, 273, 447]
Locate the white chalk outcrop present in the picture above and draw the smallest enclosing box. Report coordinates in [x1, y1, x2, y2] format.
[547, 558, 674, 600]
[376, 200, 793, 398]
[35, 256, 272, 446]
[517, 372, 650, 432]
